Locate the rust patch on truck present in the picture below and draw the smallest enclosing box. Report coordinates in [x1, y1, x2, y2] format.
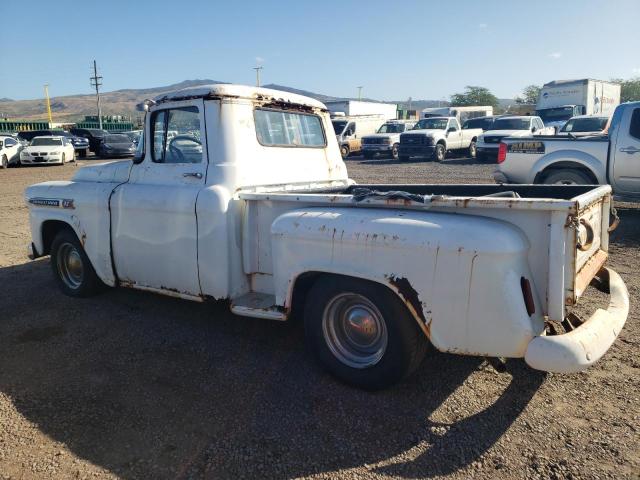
[386, 275, 430, 336]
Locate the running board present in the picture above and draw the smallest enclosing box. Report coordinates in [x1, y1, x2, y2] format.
[230, 293, 287, 321]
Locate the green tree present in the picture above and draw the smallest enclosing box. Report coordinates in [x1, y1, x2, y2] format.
[450, 86, 499, 108]
[516, 84, 541, 104]
[611, 77, 640, 103]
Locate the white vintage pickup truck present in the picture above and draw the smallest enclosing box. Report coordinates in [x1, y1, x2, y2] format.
[25, 85, 629, 390]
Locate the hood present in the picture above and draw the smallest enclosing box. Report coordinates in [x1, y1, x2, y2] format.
[362, 133, 398, 140]
[24, 145, 61, 152]
[72, 160, 132, 183]
[103, 141, 135, 148]
[484, 129, 531, 137]
[402, 129, 444, 136]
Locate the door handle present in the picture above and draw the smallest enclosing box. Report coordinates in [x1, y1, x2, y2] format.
[183, 172, 203, 179]
[619, 146, 640, 154]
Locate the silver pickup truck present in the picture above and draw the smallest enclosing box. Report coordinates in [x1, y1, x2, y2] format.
[494, 102, 640, 199]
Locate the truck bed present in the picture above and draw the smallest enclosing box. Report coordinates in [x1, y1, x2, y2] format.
[239, 183, 613, 323]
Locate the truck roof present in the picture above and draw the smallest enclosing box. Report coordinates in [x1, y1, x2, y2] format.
[153, 84, 327, 110]
[542, 78, 614, 87]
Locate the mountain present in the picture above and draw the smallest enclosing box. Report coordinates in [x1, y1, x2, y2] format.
[0, 79, 515, 122]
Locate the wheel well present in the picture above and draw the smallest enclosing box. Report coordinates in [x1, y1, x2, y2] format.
[534, 162, 598, 184]
[436, 139, 446, 146]
[471, 136, 477, 142]
[288, 272, 428, 336]
[41, 220, 75, 255]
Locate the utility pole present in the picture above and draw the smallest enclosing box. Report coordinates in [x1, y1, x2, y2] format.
[357, 86, 363, 101]
[253, 66, 263, 87]
[90, 60, 103, 130]
[43, 84, 53, 124]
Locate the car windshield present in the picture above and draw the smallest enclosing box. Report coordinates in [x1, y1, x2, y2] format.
[412, 118, 448, 130]
[377, 124, 405, 133]
[464, 118, 492, 129]
[332, 120, 347, 134]
[561, 117, 608, 132]
[124, 132, 141, 141]
[537, 107, 574, 124]
[30, 138, 62, 146]
[104, 135, 130, 143]
[492, 118, 531, 130]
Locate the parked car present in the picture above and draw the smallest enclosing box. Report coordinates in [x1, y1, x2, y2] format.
[16, 130, 89, 157]
[476, 116, 554, 162]
[557, 115, 608, 137]
[462, 115, 501, 132]
[361, 120, 415, 160]
[69, 128, 109, 153]
[0, 135, 22, 168]
[24, 85, 629, 390]
[494, 102, 640, 199]
[331, 114, 387, 158]
[20, 136, 75, 165]
[399, 116, 481, 161]
[97, 134, 137, 158]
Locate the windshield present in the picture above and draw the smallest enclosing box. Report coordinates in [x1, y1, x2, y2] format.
[412, 118, 448, 130]
[30, 137, 62, 146]
[561, 117, 608, 133]
[104, 134, 130, 143]
[537, 107, 574, 124]
[331, 120, 347, 134]
[377, 124, 405, 133]
[491, 118, 531, 130]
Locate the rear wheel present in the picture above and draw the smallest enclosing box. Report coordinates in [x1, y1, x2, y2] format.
[340, 145, 350, 159]
[468, 140, 477, 159]
[433, 143, 446, 162]
[50, 229, 104, 297]
[543, 169, 593, 185]
[304, 276, 428, 390]
[1, 155, 7, 169]
[391, 143, 399, 160]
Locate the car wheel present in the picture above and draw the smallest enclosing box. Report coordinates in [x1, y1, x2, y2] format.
[304, 275, 428, 390]
[468, 141, 477, 159]
[79, 149, 87, 158]
[434, 143, 446, 162]
[340, 145, 350, 159]
[391, 143, 399, 160]
[543, 169, 593, 185]
[50, 228, 104, 297]
[1, 155, 7, 169]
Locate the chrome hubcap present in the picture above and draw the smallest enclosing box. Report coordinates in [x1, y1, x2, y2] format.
[56, 242, 84, 289]
[322, 293, 388, 368]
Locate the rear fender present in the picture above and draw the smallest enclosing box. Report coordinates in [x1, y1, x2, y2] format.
[271, 207, 545, 358]
[531, 150, 605, 183]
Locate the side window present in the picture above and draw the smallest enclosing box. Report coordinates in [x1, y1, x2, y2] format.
[254, 109, 326, 147]
[629, 108, 640, 140]
[449, 119, 460, 130]
[5, 138, 15, 147]
[152, 106, 202, 163]
[347, 122, 355, 135]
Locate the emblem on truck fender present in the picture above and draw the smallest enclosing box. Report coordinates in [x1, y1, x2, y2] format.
[28, 198, 75, 209]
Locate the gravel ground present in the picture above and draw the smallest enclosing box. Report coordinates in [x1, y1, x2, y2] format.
[0, 155, 638, 480]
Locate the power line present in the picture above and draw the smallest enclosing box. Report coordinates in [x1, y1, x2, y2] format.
[90, 60, 103, 130]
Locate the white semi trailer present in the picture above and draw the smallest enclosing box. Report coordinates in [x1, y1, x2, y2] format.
[325, 100, 397, 120]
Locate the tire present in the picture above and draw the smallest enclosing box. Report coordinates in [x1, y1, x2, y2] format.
[79, 149, 87, 158]
[399, 155, 410, 162]
[304, 276, 428, 390]
[468, 140, 477, 159]
[340, 145, 350, 159]
[1, 155, 7, 169]
[433, 143, 446, 162]
[363, 152, 375, 160]
[543, 169, 593, 185]
[50, 229, 104, 297]
[391, 143, 399, 160]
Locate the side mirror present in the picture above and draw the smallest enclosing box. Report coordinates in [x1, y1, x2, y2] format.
[531, 126, 537, 133]
[133, 151, 144, 164]
[447, 127, 456, 133]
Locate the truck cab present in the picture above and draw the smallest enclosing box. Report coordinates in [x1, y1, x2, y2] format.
[361, 120, 415, 160]
[399, 117, 481, 161]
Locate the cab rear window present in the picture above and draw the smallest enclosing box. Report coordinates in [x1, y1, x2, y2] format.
[254, 109, 326, 147]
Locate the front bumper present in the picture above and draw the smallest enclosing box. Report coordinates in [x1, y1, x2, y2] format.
[362, 145, 393, 153]
[21, 156, 63, 165]
[398, 145, 435, 157]
[525, 268, 629, 373]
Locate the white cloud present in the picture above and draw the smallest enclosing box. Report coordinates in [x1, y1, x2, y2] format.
[478, 23, 488, 29]
[548, 52, 562, 59]
[255, 56, 265, 65]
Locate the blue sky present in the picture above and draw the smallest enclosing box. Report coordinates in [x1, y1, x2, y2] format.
[2, 0, 639, 101]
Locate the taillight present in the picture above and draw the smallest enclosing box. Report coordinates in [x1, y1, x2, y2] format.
[497, 142, 507, 163]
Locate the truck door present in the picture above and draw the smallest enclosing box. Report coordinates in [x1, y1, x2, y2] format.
[345, 122, 359, 152]
[610, 106, 640, 196]
[447, 119, 462, 149]
[110, 99, 208, 296]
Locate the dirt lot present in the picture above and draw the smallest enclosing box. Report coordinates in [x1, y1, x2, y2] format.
[0, 156, 638, 480]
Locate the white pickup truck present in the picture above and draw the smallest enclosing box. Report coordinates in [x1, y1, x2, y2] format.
[476, 116, 555, 163]
[494, 102, 640, 199]
[25, 85, 629, 390]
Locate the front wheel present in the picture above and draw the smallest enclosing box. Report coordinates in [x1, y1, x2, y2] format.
[340, 145, 350, 159]
[304, 276, 428, 390]
[433, 143, 446, 162]
[468, 141, 477, 159]
[1, 155, 7, 169]
[391, 143, 399, 160]
[50, 229, 104, 297]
